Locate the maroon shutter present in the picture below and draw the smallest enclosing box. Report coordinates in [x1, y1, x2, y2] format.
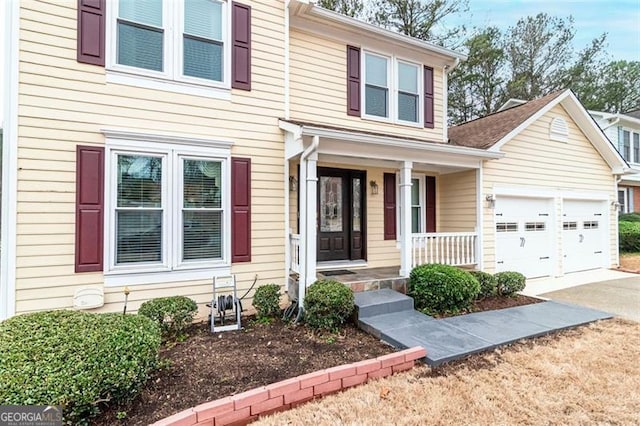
[425, 176, 436, 232]
[77, 0, 105, 66]
[347, 45, 361, 116]
[383, 173, 396, 240]
[232, 157, 251, 262]
[232, 2, 251, 90]
[75, 146, 104, 272]
[424, 66, 434, 128]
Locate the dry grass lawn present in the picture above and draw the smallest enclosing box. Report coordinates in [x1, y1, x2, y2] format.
[255, 319, 640, 426]
[620, 253, 640, 271]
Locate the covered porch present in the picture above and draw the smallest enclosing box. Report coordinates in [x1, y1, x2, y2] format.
[280, 120, 502, 301]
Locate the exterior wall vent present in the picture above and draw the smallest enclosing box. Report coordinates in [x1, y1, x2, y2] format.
[549, 117, 569, 142]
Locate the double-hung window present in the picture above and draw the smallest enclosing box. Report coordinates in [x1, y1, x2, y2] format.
[364, 53, 390, 118]
[410, 176, 426, 233]
[397, 61, 420, 124]
[634, 133, 640, 164]
[112, 0, 229, 87]
[622, 130, 631, 161]
[106, 135, 232, 285]
[362, 52, 422, 125]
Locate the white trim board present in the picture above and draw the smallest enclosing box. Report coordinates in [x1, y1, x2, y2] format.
[0, 0, 19, 320]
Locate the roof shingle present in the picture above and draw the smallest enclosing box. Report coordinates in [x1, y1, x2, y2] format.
[448, 90, 566, 149]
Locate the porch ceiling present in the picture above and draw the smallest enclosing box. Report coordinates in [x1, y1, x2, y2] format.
[280, 119, 503, 171]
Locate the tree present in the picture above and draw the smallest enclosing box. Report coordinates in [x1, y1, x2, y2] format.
[561, 34, 608, 109]
[503, 13, 576, 100]
[448, 27, 505, 124]
[368, 0, 468, 47]
[317, 0, 364, 18]
[592, 61, 640, 113]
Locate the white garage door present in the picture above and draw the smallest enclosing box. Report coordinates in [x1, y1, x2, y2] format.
[562, 199, 607, 273]
[495, 197, 554, 278]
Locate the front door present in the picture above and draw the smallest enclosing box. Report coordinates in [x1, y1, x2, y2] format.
[317, 168, 365, 262]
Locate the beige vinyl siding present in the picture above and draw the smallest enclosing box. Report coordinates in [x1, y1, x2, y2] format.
[14, 0, 286, 314]
[482, 104, 617, 273]
[289, 29, 445, 142]
[438, 170, 477, 232]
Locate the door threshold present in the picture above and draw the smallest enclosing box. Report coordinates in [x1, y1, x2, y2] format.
[317, 260, 368, 271]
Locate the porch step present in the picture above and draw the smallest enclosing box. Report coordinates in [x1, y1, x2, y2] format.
[354, 289, 414, 319]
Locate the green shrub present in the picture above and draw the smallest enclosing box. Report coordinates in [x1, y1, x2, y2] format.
[0, 310, 161, 424]
[252, 284, 282, 319]
[303, 279, 355, 331]
[138, 296, 198, 337]
[619, 221, 640, 252]
[494, 271, 527, 296]
[408, 264, 480, 315]
[470, 270, 497, 298]
[619, 213, 640, 222]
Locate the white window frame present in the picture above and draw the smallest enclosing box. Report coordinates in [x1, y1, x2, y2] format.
[103, 132, 233, 286]
[395, 59, 422, 127]
[106, 0, 232, 98]
[618, 188, 630, 214]
[622, 129, 631, 162]
[362, 51, 391, 122]
[361, 50, 424, 127]
[632, 130, 640, 164]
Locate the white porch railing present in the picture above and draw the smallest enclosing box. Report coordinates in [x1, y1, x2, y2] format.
[290, 233, 301, 274]
[411, 232, 477, 268]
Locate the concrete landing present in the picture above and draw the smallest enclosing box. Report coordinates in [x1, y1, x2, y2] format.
[355, 290, 613, 366]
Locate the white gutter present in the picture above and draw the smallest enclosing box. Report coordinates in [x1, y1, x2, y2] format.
[293, 1, 467, 63]
[296, 135, 319, 320]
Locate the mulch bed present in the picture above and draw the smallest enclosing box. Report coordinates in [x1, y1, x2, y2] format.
[431, 294, 543, 318]
[93, 294, 542, 425]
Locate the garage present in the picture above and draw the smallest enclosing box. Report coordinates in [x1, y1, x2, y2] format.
[495, 196, 554, 278]
[562, 199, 607, 273]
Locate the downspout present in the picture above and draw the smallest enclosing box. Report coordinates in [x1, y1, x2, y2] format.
[615, 175, 622, 267]
[284, 0, 290, 120]
[296, 134, 319, 322]
[602, 117, 620, 131]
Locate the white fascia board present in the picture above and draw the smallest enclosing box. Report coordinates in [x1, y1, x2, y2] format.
[289, 1, 466, 64]
[300, 124, 503, 160]
[490, 90, 629, 172]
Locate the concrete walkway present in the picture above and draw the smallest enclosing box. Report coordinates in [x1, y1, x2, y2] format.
[355, 289, 612, 366]
[540, 277, 640, 322]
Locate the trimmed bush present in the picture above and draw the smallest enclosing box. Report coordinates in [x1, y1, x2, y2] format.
[252, 284, 282, 319]
[304, 279, 355, 331]
[470, 270, 497, 298]
[619, 221, 640, 252]
[408, 264, 480, 315]
[494, 271, 527, 296]
[619, 213, 640, 222]
[0, 310, 161, 424]
[138, 296, 198, 337]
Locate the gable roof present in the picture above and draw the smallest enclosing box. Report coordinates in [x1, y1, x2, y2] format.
[449, 91, 564, 149]
[626, 109, 640, 119]
[449, 89, 632, 174]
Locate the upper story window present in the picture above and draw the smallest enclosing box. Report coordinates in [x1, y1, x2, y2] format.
[618, 127, 640, 163]
[364, 53, 389, 118]
[111, 0, 229, 88]
[346, 46, 434, 129]
[397, 62, 420, 124]
[362, 51, 423, 126]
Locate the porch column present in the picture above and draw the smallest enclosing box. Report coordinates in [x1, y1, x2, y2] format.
[304, 150, 318, 287]
[399, 161, 413, 277]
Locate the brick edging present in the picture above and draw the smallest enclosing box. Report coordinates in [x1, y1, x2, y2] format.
[150, 346, 426, 426]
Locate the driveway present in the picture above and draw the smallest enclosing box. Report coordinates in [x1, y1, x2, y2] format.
[540, 277, 640, 322]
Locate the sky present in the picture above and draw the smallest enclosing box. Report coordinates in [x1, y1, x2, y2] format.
[443, 0, 640, 61]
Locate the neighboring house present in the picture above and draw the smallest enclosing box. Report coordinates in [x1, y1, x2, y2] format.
[588, 109, 640, 213]
[0, 0, 631, 320]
